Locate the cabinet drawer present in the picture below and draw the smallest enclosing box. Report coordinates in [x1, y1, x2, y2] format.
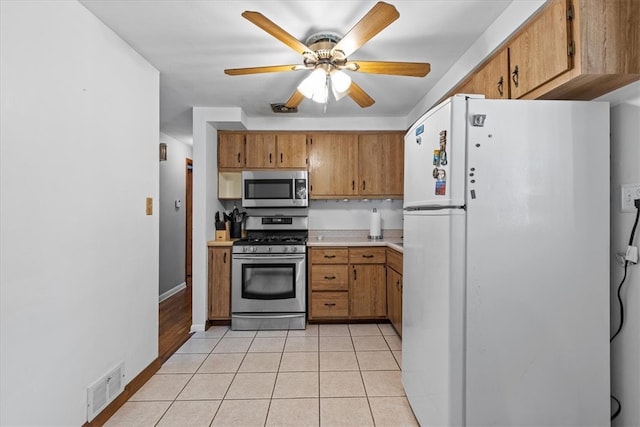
[311, 292, 349, 318]
[349, 247, 386, 264]
[311, 265, 349, 291]
[386, 248, 403, 274]
[310, 248, 349, 264]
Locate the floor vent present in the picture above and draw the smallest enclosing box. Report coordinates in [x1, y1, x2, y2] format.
[87, 362, 125, 421]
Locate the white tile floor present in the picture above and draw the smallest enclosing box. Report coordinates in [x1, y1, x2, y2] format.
[105, 323, 418, 426]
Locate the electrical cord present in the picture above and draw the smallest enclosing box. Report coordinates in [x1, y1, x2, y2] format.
[611, 198, 640, 342]
[610, 197, 640, 421]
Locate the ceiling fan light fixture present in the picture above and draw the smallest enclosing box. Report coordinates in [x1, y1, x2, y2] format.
[330, 69, 351, 100]
[297, 68, 329, 104]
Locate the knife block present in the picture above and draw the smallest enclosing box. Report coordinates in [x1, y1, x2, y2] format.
[215, 223, 230, 241]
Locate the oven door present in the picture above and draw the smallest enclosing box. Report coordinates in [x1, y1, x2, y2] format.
[232, 253, 306, 313]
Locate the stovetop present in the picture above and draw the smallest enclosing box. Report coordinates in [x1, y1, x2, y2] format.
[233, 235, 307, 246]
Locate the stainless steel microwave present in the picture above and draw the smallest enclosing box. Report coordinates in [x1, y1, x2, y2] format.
[241, 170, 308, 208]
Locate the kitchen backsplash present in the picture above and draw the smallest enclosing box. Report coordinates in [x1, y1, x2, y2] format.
[220, 199, 403, 230]
[308, 199, 403, 230]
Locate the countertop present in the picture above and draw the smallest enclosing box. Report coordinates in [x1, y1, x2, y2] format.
[207, 240, 235, 247]
[207, 230, 404, 253]
[307, 229, 403, 253]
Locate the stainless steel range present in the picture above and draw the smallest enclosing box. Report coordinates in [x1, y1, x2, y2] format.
[231, 214, 308, 330]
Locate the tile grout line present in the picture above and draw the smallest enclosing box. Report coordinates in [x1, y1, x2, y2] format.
[153, 326, 230, 426]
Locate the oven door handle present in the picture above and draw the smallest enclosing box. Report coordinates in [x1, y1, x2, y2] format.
[233, 255, 306, 261]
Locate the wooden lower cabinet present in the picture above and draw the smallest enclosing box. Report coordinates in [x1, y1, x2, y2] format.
[350, 264, 387, 318]
[386, 266, 402, 336]
[309, 246, 389, 321]
[208, 246, 231, 320]
[386, 248, 403, 336]
[311, 292, 349, 318]
[308, 248, 349, 320]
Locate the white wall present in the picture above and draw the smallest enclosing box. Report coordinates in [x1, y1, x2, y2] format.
[600, 81, 640, 427]
[0, 2, 159, 425]
[159, 133, 192, 297]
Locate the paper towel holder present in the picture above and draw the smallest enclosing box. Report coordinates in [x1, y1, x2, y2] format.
[368, 208, 383, 240]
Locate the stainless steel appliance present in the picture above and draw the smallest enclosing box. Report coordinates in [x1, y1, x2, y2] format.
[242, 170, 308, 208]
[231, 214, 308, 330]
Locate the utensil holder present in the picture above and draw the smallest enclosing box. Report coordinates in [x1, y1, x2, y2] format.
[230, 222, 242, 239]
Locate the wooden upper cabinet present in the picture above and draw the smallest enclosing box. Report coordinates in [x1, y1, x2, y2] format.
[245, 133, 277, 168]
[276, 134, 307, 168]
[218, 133, 245, 169]
[308, 133, 358, 198]
[478, 49, 510, 99]
[508, 0, 572, 99]
[448, 0, 639, 102]
[358, 133, 404, 197]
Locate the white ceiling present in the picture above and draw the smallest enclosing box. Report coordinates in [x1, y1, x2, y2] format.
[80, 1, 537, 143]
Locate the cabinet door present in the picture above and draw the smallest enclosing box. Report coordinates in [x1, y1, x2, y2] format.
[478, 49, 509, 99]
[508, 0, 572, 98]
[358, 133, 404, 197]
[308, 134, 358, 197]
[386, 267, 402, 337]
[218, 133, 245, 169]
[245, 133, 277, 168]
[208, 247, 231, 319]
[350, 264, 387, 318]
[277, 134, 307, 168]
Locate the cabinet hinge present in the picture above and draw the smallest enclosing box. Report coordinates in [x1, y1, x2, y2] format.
[566, 3, 574, 21]
[567, 40, 575, 56]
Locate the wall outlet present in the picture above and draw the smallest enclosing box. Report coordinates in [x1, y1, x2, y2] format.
[621, 184, 640, 213]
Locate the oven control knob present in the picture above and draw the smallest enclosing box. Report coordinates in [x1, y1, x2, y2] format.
[268, 247, 272, 253]
[242, 246, 248, 253]
[292, 246, 298, 253]
[283, 246, 289, 252]
[251, 246, 257, 253]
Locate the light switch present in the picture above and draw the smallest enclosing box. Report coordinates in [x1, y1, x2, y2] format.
[146, 197, 153, 215]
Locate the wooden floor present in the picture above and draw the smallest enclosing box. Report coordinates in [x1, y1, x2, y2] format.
[158, 282, 192, 363]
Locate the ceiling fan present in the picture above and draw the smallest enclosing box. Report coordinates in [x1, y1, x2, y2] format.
[224, 1, 431, 109]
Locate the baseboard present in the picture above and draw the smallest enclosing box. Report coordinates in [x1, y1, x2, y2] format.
[190, 322, 208, 333]
[83, 357, 162, 427]
[159, 282, 186, 303]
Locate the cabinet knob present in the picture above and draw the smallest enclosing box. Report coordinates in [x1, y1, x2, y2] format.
[324, 275, 336, 280]
[324, 254, 336, 259]
[497, 76, 504, 97]
[362, 254, 374, 258]
[223, 252, 227, 263]
[324, 303, 336, 307]
[237, 153, 241, 163]
[280, 153, 283, 163]
[353, 268, 357, 280]
[269, 153, 272, 163]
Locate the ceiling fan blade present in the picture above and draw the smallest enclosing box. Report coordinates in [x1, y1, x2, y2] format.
[242, 11, 310, 55]
[224, 64, 300, 76]
[332, 2, 399, 58]
[348, 81, 375, 108]
[347, 60, 431, 77]
[285, 90, 305, 108]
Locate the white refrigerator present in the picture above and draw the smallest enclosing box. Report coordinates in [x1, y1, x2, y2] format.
[402, 95, 610, 426]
